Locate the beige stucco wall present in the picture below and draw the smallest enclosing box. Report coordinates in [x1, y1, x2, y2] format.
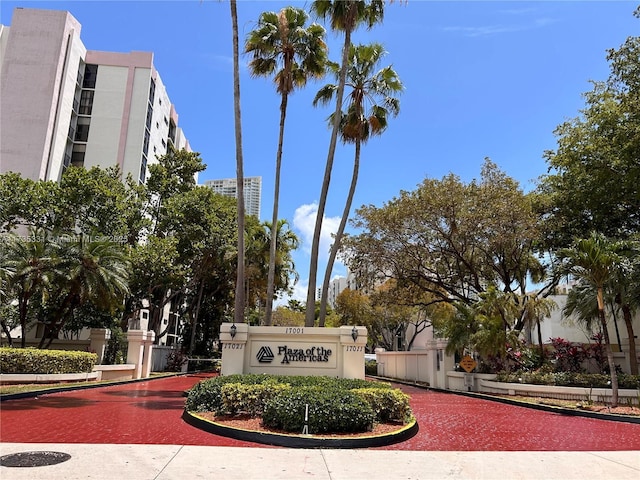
[220, 324, 368, 379]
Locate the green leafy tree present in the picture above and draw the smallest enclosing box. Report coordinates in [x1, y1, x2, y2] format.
[245, 218, 300, 318]
[538, 11, 640, 246]
[343, 160, 548, 325]
[314, 42, 402, 325]
[246, 6, 327, 325]
[556, 232, 625, 406]
[0, 174, 59, 232]
[305, 0, 386, 327]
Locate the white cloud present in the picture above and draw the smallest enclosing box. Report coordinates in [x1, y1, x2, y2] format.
[274, 202, 348, 308]
[293, 202, 341, 262]
[442, 17, 557, 38]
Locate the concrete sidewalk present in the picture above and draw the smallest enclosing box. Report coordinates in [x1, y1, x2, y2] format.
[1, 443, 639, 480]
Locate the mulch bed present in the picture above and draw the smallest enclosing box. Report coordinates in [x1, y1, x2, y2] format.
[196, 412, 407, 438]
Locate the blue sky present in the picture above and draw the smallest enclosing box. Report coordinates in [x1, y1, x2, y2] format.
[2, 1, 638, 304]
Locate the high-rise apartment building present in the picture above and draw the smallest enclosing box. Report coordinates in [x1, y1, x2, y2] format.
[0, 8, 190, 184]
[204, 177, 262, 218]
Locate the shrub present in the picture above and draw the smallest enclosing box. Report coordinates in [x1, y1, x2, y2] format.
[549, 337, 586, 372]
[262, 386, 375, 434]
[0, 347, 97, 374]
[495, 370, 640, 389]
[103, 326, 127, 365]
[365, 360, 378, 376]
[185, 374, 408, 435]
[352, 387, 412, 423]
[221, 382, 290, 416]
[165, 350, 187, 372]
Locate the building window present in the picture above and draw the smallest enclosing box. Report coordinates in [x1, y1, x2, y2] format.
[148, 79, 156, 104]
[71, 151, 85, 167]
[143, 130, 150, 156]
[146, 105, 153, 131]
[79, 90, 94, 115]
[139, 154, 148, 184]
[83, 64, 98, 89]
[168, 120, 176, 144]
[75, 123, 90, 142]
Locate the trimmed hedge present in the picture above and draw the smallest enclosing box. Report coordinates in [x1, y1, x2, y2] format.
[185, 374, 412, 434]
[496, 371, 640, 389]
[221, 382, 291, 416]
[0, 347, 97, 374]
[185, 374, 393, 414]
[352, 387, 412, 423]
[262, 386, 376, 434]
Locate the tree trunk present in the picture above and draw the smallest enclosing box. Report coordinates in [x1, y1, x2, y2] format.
[189, 280, 205, 355]
[319, 139, 361, 326]
[305, 19, 353, 327]
[536, 318, 544, 366]
[597, 288, 618, 407]
[265, 94, 289, 326]
[622, 303, 639, 375]
[0, 320, 13, 347]
[230, 0, 246, 325]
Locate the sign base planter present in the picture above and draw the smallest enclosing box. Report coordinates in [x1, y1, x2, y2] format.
[182, 410, 419, 449]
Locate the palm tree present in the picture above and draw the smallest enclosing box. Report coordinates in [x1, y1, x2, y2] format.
[520, 294, 556, 364]
[557, 232, 624, 406]
[3, 231, 57, 347]
[245, 7, 327, 326]
[305, 0, 386, 327]
[230, 0, 246, 325]
[313, 43, 402, 326]
[40, 235, 130, 348]
[611, 245, 640, 375]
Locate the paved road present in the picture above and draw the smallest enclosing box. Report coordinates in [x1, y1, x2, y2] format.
[1, 374, 640, 479]
[2, 373, 640, 450]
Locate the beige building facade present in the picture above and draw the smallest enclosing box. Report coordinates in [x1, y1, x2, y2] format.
[0, 8, 190, 184]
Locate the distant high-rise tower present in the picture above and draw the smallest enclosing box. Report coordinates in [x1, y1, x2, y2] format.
[204, 177, 262, 218]
[0, 8, 191, 184]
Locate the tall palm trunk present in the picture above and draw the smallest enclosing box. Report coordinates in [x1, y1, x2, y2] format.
[305, 18, 354, 327]
[264, 93, 289, 326]
[230, 0, 246, 325]
[189, 279, 205, 355]
[621, 303, 639, 375]
[319, 139, 361, 326]
[536, 318, 544, 366]
[597, 287, 619, 407]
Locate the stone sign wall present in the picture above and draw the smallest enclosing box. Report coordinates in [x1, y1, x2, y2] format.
[219, 324, 368, 379]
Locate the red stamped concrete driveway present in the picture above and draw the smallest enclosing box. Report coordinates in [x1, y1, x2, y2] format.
[1, 374, 639, 450]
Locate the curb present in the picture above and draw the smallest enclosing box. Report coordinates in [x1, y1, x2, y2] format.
[0, 371, 197, 402]
[372, 376, 640, 425]
[182, 410, 419, 449]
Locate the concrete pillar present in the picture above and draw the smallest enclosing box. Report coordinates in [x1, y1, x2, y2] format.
[127, 330, 146, 379]
[141, 330, 155, 377]
[220, 323, 248, 376]
[340, 325, 368, 380]
[89, 328, 111, 364]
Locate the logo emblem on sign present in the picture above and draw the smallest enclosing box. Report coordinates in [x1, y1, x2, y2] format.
[256, 346, 275, 363]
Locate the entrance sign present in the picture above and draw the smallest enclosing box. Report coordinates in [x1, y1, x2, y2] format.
[220, 324, 367, 379]
[250, 342, 336, 368]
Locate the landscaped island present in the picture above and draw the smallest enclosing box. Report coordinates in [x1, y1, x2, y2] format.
[183, 374, 418, 447]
